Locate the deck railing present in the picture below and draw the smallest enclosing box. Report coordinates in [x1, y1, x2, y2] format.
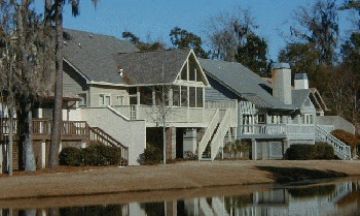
[0, 118, 89, 140]
[315, 125, 351, 160]
[112, 103, 237, 126]
[238, 124, 316, 140]
[238, 124, 287, 137]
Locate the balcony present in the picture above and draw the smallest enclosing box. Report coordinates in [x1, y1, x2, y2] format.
[238, 124, 315, 140]
[112, 103, 237, 127]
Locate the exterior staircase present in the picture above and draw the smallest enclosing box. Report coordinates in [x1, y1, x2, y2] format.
[88, 126, 129, 164]
[315, 125, 351, 160]
[198, 109, 232, 161]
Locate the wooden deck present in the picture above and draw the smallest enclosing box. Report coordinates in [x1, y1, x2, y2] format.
[0, 118, 129, 163]
[0, 119, 89, 141]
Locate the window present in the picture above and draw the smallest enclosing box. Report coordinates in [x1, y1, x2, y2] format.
[99, 94, 111, 106]
[271, 115, 281, 124]
[189, 87, 196, 107]
[139, 87, 153, 105]
[181, 86, 188, 107]
[115, 95, 124, 106]
[303, 114, 314, 124]
[196, 87, 203, 107]
[78, 93, 87, 107]
[180, 65, 187, 80]
[258, 114, 266, 124]
[173, 86, 180, 106]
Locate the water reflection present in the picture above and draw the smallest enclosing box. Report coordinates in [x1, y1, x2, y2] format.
[1, 179, 360, 216]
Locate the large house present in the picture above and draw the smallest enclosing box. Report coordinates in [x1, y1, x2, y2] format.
[0, 29, 355, 168]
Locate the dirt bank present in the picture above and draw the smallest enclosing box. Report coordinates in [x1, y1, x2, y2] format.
[0, 160, 359, 201]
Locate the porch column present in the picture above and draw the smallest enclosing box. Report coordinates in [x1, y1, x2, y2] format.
[38, 108, 43, 118]
[168, 88, 173, 106]
[136, 87, 140, 105]
[166, 127, 176, 160]
[58, 142, 63, 153]
[152, 87, 156, 106]
[41, 141, 46, 169]
[252, 138, 257, 160]
[165, 200, 177, 216]
[0, 144, 3, 174]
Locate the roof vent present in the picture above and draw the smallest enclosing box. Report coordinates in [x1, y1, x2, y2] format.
[119, 68, 124, 77]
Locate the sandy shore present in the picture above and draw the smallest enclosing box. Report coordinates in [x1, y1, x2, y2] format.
[1, 160, 360, 201]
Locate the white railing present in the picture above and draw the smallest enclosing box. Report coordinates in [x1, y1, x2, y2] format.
[205, 100, 237, 127]
[286, 124, 315, 140]
[113, 105, 217, 124]
[198, 109, 220, 158]
[238, 124, 286, 137]
[315, 125, 351, 160]
[210, 109, 232, 160]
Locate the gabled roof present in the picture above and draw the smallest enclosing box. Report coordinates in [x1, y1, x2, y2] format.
[292, 89, 311, 108]
[199, 59, 295, 110]
[112, 49, 191, 85]
[63, 29, 138, 84]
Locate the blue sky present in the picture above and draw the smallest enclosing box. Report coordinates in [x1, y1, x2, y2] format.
[34, 0, 354, 60]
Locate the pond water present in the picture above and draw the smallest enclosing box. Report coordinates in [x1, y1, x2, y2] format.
[2, 178, 360, 216]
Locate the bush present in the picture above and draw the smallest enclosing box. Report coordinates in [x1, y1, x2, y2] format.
[223, 140, 251, 159]
[83, 144, 122, 166]
[183, 151, 198, 160]
[138, 143, 162, 165]
[59, 145, 123, 166]
[59, 147, 83, 166]
[284, 144, 315, 160]
[313, 142, 335, 159]
[284, 143, 335, 160]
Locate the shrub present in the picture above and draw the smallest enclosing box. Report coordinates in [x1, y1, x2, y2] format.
[138, 143, 162, 165]
[183, 151, 198, 160]
[59, 145, 123, 166]
[284, 144, 315, 160]
[313, 142, 335, 159]
[59, 147, 83, 166]
[83, 144, 122, 166]
[223, 140, 251, 159]
[284, 143, 335, 160]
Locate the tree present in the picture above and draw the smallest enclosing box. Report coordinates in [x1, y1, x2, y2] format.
[207, 9, 269, 75]
[235, 32, 268, 76]
[122, 31, 166, 51]
[340, 33, 360, 133]
[289, 0, 339, 65]
[169, 27, 208, 58]
[0, 0, 48, 172]
[48, 0, 100, 168]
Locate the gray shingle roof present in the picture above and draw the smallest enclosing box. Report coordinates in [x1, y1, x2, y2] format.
[63, 29, 139, 84]
[200, 59, 295, 110]
[112, 49, 190, 85]
[292, 89, 310, 108]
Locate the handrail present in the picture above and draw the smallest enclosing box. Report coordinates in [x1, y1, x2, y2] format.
[315, 125, 351, 160]
[198, 109, 219, 158]
[88, 126, 129, 161]
[211, 109, 231, 160]
[0, 119, 88, 137]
